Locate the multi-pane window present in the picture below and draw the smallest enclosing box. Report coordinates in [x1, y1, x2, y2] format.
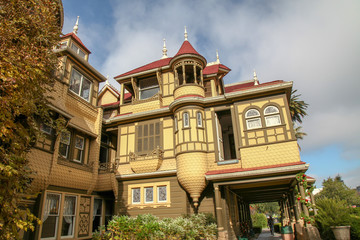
[70, 43, 86, 59]
[73, 135, 84, 162]
[157, 186, 167, 202]
[129, 182, 170, 206]
[59, 131, 71, 158]
[183, 112, 190, 128]
[136, 122, 161, 154]
[61, 196, 76, 237]
[139, 76, 159, 100]
[40, 123, 52, 135]
[41, 193, 61, 239]
[132, 188, 141, 204]
[196, 112, 203, 127]
[92, 199, 102, 232]
[69, 68, 92, 101]
[245, 109, 262, 130]
[264, 106, 281, 127]
[144, 187, 154, 203]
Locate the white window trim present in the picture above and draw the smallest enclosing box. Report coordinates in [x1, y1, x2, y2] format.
[71, 43, 86, 59]
[139, 77, 159, 100]
[128, 182, 170, 207]
[264, 106, 281, 127]
[245, 109, 262, 130]
[73, 135, 84, 163]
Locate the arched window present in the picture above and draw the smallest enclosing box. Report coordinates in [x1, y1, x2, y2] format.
[264, 106, 281, 127]
[196, 112, 203, 127]
[245, 109, 262, 130]
[183, 112, 190, 128]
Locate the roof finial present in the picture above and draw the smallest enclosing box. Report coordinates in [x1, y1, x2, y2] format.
[216, 50, 220, 64]
[253, 69, 259, 85]
[184, 26, 188, 41]
[105, 75, 109, 85]
[161, 38, 168, 59]
[73, 16, 79, 34]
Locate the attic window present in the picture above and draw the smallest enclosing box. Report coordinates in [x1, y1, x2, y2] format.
[71, 43, 86, 59]
[139, 76, 159, 100]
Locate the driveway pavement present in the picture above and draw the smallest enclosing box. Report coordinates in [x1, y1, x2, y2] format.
[257, 228, 282, 240]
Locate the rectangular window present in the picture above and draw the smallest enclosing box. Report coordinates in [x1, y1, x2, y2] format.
[183, 112, 189, 128]
[246, 118, 262, 129]
[69, 68, 92, 101]
[196, 112, 203, 127]
[92, 199, 102, 232]
[71, 43, 86, 59]
[144, 187, 154, 203]
[157, 186, 167, 202]
[61, 196, 76, 237]
[215, 110, 237, 161]
[136, 121, 161, 155]
[41, 193, 61, 239]
[59, 131, 71, 158]
[73, 135, 84, 162]
[139, 76, 159, 99]
[40, 123, 52, 135]
[265, 115, 281, 127]
[132, 188, 141, 204]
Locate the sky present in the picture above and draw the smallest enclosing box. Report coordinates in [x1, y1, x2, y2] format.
[61, 0, 360, 188]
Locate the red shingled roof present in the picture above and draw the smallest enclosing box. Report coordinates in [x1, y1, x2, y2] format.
[174, 40, 202, 57]
[61, 32, 91, 54]
[115, 58, 172, 78]
[224, 80, 285, 93]
[203, 64, 231, 75]
[206, 161, 307, 176]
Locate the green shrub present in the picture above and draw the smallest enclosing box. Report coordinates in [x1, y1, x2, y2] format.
[98, 213, 217, 240]
[251, 212, 267, 228]
[315, 198, 356, 240]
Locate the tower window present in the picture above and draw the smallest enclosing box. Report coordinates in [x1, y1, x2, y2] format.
[139, 76, 159, 100]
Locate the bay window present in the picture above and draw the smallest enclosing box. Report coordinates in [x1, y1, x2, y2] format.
[139, 76, 159, 100]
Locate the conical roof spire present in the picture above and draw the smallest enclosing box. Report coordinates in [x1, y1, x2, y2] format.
[161, 38, 168, 59]
[73, 16, 79, 35]
[184, 26, 188, 41]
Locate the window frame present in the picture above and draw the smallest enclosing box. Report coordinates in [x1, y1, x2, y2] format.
[59, 131, 71, 159]
[135, 121, 162, 155]
[264, 105, 281, 127]
[157, 185, 167, 203]
[144, 187, 154, 203]
[60, 195, 77, 238]
[245, 108, 262, 130]
[73, 135, 85, 163]
[41, 193, 61, 239]
[196, 111, 203, 128]
[128, 182, 170, 207]
[92, 198, 103, 233]
[183, 112, 190, 128]
[70, 42, 86, 59]
[132, 188, 141, 204]
[58, 129, 89, 164]
[138, 76, 159, 100]
[69, 68, 92, 102]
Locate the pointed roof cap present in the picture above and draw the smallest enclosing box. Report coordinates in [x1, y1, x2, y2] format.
[61, 32, 91, 54]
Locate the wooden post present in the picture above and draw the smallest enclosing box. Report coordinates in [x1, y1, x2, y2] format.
[214, 185, 225, 232]
[120, 83, 124, 105]
[298, 183, 309, 216]
[310, 192, 318, 215]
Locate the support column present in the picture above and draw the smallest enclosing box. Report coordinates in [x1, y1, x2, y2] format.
[200, 69, 204, 86]
[182, 63, 186, 84]
[310, 193, 318, 215]
[175, 69, 179, 87]
[193, 65, 197, 84]
[120, 83, 124, 105]
[292, 191, 300, 221]
[298, 183, 309, 216]
[214, 185, 227, 239]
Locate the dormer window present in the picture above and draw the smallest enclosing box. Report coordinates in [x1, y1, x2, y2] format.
[69, 68, 92, 101]
[139, 76, 159, 100]
[70, 42, 86, 59]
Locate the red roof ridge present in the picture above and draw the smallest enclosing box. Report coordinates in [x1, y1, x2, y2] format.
[206, 161, 306, 176]
[61, 32, 91, 54]
[115, 57, 172, 79]
[225, 80, 285, 94]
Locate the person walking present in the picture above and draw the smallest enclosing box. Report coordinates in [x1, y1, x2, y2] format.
[267, 216, 274, 235]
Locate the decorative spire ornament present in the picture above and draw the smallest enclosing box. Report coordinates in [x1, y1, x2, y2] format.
[73, 16, 79, 34]
[161, 38, 168, 59]
[253, 70, 259, 85]
[216, 50, 220, 64]
[184, 26, 188, 41]
[106, 75, 109, 85]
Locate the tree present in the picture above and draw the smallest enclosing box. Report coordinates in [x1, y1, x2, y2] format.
[251, 202, 280, 216]
[289, 89, 309, 141]
[315, 175, 360, 206]
[0, 0, 61, 238]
